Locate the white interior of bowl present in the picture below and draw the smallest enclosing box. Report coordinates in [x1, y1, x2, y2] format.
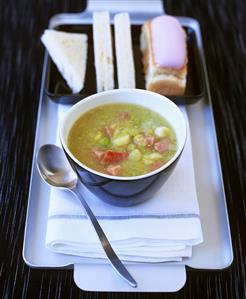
[60, 89, 187, 181]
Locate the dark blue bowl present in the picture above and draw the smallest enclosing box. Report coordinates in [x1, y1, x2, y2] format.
[60, 89, 187, 206]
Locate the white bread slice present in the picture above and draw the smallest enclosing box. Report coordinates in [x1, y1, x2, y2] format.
[140, 20, 187, 96]
[41, 30, 88, 94]
[93, 11, 114, 92]
[114, 13, 135, 88]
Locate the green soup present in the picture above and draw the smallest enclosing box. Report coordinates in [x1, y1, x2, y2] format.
[68, 103, 177, 177]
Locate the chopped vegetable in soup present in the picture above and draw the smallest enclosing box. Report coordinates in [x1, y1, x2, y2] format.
[68, 104, 177, 177]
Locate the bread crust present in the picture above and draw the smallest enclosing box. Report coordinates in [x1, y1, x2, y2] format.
[147, 76, 186, 96]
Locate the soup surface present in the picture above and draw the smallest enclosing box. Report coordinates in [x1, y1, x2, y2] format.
[68, 103, 177, 177]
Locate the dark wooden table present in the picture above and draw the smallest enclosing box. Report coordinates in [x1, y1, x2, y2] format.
[0, 0, 245, 298]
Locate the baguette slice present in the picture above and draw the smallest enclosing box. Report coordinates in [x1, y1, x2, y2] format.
[114, 13, 135, 88]
[93, 11, 114, 92]
[140, 16, 187, 96]
[41, 30, 88, 94]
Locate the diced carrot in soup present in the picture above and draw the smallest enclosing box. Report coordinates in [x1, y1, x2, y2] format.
[68, 104, 177, 177]
[100, 150, 128, 165]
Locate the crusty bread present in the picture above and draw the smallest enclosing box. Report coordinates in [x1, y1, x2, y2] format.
[140, 18, 187, 96]
[41, 30, 87, 94]
[93, 11, 114, 92]
[114, 13, 135, 88]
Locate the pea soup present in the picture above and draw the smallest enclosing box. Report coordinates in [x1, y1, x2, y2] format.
[68, 103, 177, 177]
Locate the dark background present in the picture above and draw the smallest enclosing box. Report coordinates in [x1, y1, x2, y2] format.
[0, 0, 245, 298]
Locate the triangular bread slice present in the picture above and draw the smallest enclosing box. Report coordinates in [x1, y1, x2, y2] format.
[41, 30, 88, 94]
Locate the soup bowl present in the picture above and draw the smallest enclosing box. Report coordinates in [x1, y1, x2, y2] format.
[60, 89, 187, 206]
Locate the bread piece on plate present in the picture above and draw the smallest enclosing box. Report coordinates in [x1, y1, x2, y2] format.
[114, 13, 135, 88]
[140, 15, 187, 96]
[41, 30, 88, 94]
[93, 11, 114, 92]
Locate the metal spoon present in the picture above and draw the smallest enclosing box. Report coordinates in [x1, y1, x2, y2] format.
[36, 144, 137, 288]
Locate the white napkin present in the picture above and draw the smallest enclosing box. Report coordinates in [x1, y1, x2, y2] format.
[46, 105, 203, 262]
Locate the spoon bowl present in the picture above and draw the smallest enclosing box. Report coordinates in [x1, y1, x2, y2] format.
[37, 144, 77, 188]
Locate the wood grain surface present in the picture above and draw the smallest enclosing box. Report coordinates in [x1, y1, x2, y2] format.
[0, 0, 245, 298]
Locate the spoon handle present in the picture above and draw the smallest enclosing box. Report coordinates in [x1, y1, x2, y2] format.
[71, 186, 137, 288]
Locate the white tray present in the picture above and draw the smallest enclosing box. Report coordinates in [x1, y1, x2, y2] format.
[23, 0, 233, 293]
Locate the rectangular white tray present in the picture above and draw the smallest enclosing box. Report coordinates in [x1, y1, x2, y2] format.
[23, 1, 233, 292]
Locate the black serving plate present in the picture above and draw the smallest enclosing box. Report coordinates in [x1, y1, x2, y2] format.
[45, 24, 205, 105]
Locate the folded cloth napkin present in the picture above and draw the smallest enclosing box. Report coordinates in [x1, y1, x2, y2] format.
[45, 105, 203, 263]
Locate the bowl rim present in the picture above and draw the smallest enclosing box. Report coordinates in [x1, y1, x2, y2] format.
[60, 88, 187, 181]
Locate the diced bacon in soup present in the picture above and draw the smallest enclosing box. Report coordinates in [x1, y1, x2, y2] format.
[144, 136, 155, 147]
[149, 161, 163, 171]
[91, 148, 106, 160]
[106, 165, 121, 176]
[154, 138, 170, 153]
[118, 111, 130, 121]
[104, 126, 113, 138]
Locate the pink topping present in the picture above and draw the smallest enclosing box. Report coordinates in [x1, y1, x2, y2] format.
[151, 15, 186, 68]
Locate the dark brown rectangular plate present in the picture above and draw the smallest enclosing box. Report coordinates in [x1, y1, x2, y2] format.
[45, 24, 205, 105]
